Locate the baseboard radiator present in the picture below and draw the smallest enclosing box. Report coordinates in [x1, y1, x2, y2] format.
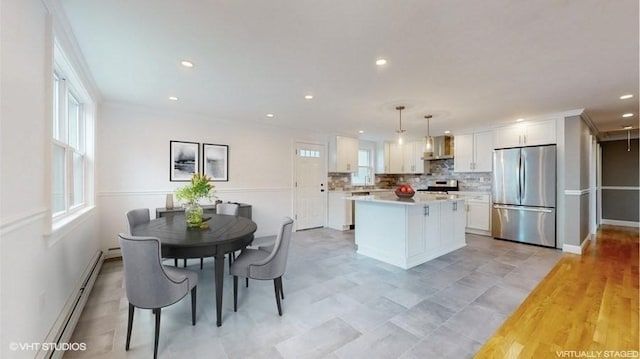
[37, 250, 104, 359]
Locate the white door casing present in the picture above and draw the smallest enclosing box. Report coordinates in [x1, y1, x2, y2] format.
[294, 142, 326, 230]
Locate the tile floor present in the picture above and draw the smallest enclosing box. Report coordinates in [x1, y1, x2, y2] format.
[65, 229, 562, 358]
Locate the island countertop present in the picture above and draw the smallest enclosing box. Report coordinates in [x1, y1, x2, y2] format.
[345, 193, 464, 205]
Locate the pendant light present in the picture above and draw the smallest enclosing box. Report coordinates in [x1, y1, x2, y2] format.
[624, 125, 632, 151]
[396, 106, 406, 145]
[424, 115, 434, 155]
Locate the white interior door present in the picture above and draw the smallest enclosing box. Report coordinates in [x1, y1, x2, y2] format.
[295, 142, 326, 230]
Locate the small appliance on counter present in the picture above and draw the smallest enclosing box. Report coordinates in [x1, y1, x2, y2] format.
[416, 179, 459, 194]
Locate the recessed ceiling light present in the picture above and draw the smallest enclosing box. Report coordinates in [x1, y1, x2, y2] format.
[358, 130, 364, 134]
[444, 130, 451, 134]
[623, 125, 633, 130]
[266, 113, 274, 118]
[375, 59, 387, 66]
[516, 118, 525, 122]
[622, 113, 634, 118]
[169, 96, 178, 101]
[304, 95, 313, 100]
[620, 94, 633, 100]
[180, 60, 194, 68]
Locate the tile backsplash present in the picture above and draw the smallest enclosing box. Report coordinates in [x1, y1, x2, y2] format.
[328, 159, 492, 192]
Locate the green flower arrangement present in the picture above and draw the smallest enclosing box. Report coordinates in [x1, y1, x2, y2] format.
[175, 173, 216, 227]
[175, 173, 216, 205]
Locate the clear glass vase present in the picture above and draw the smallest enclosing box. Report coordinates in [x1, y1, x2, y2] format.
[184, 203, 203, 228]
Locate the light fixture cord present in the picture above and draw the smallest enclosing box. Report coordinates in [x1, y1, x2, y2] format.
[399, 108, 403, 131]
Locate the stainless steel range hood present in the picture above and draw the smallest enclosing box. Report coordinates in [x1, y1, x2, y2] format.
[422, 135, 454, 160]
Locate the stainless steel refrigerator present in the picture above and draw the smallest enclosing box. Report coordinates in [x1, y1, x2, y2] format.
[492, 145, 556, 247]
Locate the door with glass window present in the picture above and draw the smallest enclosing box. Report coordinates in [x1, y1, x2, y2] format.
[295, 142, 326, 230]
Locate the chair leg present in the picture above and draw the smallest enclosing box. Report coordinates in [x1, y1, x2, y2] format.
[126, 303, 134, 350]
[174, 258, 178, 267]
[246, 277, 249, 288]
[273, 278, 282, 316]
[280, 280, 285, 300]
[200, 257, 204, 270]
[153, 308, 161, 359]
[183, 258, 187, 267]
[233, 276, 238, 312]
[190, 287, 197, 325]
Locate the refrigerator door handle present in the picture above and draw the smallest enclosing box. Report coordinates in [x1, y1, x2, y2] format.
[493, 205, 553, 213]
[521, 154, 525, 200]
[518, 154, 522, 202]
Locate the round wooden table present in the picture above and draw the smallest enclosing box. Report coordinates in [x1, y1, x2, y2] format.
[133, 214, 257, 326]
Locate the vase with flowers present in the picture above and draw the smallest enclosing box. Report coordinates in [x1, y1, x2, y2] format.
[175, 173, 217, 228]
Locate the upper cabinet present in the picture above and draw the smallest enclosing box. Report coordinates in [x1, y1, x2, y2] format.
[493, 119, 557, 149]
[454, 131, 493, 172]
[383, 141, 425, 174]
[329, 136, 359, 172]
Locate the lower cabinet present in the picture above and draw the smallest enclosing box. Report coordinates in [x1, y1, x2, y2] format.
[327, 191, 352, 230]
[406, 200, 466, 264]
[454, 192, 491, 235]
[354, 199, 467, 269]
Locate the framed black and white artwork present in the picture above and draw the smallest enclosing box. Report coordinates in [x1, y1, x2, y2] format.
[203, 143, 229, 181]
[170, 140, 199, 181]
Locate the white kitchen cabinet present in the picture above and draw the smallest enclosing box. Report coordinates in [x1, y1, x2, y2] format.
[466, 201, 490, 233]
[384, 142, 403, 173]
[454, 131, 492, 172]
[327, 191, 352, 230]
[493, 119, 556, 149]
[329, 136, 359, 172]
[353, 198, 466, 269]
[383, 141, 425, 174]
[453, 192, 491, 235]
[440, 200, 467, 248]
[404, 141, 425, 174]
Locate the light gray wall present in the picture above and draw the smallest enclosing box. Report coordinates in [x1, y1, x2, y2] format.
[601, 139, 639, 222]
[563, 115, 592, 247]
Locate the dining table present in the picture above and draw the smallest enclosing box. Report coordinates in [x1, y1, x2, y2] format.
[132, 213, 257, 326]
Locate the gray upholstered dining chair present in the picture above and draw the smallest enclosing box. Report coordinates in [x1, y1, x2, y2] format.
[127, 208, 179, 267]
[230, 217, 294, 316]
[126, 208, 150, 234]
[202, 202, 240, 269]
[119, 234, 198, 359]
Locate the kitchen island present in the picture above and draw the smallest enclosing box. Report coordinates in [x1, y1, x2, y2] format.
[348, 193, 466, 269]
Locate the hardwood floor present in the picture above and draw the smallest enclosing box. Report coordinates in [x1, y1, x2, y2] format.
[475, 225, 640, 358]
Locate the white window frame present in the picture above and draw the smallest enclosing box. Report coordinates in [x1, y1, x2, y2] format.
[351, 147, 375, 186]
[51, 40, 95, 226]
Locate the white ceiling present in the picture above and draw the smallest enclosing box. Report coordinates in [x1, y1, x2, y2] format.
[60, 0, 639, 141]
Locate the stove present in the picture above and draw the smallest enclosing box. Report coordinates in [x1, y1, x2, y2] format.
[416, 179, 459, 194]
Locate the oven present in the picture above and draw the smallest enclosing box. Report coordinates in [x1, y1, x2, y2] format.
[416, 179, 459, 194]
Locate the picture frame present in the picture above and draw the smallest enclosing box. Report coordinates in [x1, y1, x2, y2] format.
[202, 143, 229, 181]
[170, 140, 199, 182]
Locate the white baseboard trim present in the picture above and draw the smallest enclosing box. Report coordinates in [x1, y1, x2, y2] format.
[601, 219, 640, 228]
[562, 234, 591, 255]
[465, 228, 491, 236]
[37, 250, 104, 359]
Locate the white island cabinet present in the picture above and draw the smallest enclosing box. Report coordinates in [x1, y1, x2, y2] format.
[348, 194, 466, 269]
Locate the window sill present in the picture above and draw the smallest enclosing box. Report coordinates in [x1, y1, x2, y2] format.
[46, 205, 96, 246]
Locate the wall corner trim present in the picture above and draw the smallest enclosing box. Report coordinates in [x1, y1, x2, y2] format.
[562, 234, 591, 255]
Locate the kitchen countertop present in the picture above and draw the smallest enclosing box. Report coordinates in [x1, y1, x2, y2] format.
[329, 188, 394, 192]
[345, 193, 464, 206]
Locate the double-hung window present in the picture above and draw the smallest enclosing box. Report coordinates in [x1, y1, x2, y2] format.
[351, 148, 374, 186]
[52, 44, 91, 219]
